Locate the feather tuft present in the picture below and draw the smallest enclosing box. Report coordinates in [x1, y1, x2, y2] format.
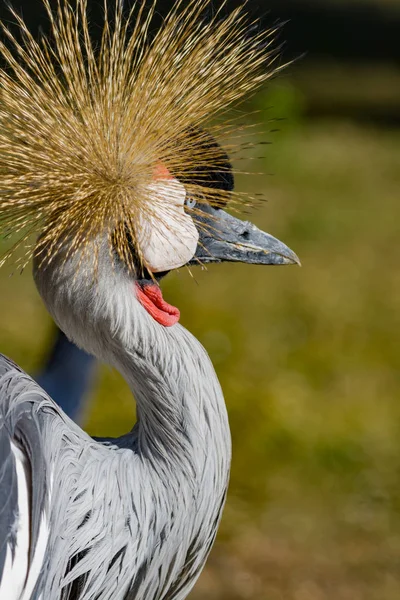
[0, 0, 283, 275]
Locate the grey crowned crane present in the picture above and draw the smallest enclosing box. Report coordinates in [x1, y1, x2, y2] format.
[0, 1, 299, 598]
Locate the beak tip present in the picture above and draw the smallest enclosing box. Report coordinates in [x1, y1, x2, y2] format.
[279, 247, 301, 267]
[292, 253, 301, 267]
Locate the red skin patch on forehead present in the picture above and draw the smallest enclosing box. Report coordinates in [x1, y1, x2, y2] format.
[153, 163, 174, 181]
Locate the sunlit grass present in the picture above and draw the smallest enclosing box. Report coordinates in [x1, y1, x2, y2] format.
[1, 119, 400, 599]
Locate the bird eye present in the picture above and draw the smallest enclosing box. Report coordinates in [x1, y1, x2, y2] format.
[185, 197, 197, 209]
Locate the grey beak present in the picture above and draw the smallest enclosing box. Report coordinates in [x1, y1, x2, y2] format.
[191, 206, 300, 266]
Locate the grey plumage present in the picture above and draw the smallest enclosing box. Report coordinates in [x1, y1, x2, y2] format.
[0, 196, 299, 599]
[0, 239, 231, 600]
[0, 1, 300, 597]
[0, 357, 50, 595]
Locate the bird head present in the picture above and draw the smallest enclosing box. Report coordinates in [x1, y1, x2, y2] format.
[0, 0, 299, 336]
[115, 133, 299, 327]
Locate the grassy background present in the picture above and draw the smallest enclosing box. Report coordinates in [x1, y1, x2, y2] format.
[1, 82, 400, 598]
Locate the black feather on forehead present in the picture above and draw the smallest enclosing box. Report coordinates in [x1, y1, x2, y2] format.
[177, 129, 234, 197]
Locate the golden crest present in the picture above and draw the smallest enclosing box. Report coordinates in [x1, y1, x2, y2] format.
[0, 0, 282, 275]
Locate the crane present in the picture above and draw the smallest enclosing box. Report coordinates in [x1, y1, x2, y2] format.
[0, 1, 299, 598]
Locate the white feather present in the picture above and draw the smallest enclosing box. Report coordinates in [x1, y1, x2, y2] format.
[0, 443, 30, 600]
[20, 511, 49, 600]
[0, 443, 49, 600]
[139, 179, 199, 272]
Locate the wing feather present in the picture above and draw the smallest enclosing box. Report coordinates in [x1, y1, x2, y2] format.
[0, 354, 50, 599]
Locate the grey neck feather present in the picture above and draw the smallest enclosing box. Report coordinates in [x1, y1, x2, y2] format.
[110, 315, 231, 481]
[33, 241, 231, 476]
[33, 241, 232, 599]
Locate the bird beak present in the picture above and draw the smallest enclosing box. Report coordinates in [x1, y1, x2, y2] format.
[191, 206, 300, 266]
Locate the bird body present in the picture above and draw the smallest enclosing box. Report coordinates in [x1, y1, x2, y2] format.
[0, 1, 299, 598]
[0, 327, 230, 599]
[1, 240, 231, 599]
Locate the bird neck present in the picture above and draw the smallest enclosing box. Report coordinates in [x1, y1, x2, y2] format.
[33, 249, 231, 479]
[111, 319, 231, 476]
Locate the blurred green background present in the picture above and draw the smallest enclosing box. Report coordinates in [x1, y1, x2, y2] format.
[2, 0, 400, 599]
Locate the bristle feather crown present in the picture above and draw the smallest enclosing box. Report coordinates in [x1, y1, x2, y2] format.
[0, 0, 282, 275]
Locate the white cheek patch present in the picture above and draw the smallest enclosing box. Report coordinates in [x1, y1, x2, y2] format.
[138, 178, 199, 272]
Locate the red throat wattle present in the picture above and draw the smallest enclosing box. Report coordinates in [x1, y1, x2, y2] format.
[135, 283, 180, 327]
